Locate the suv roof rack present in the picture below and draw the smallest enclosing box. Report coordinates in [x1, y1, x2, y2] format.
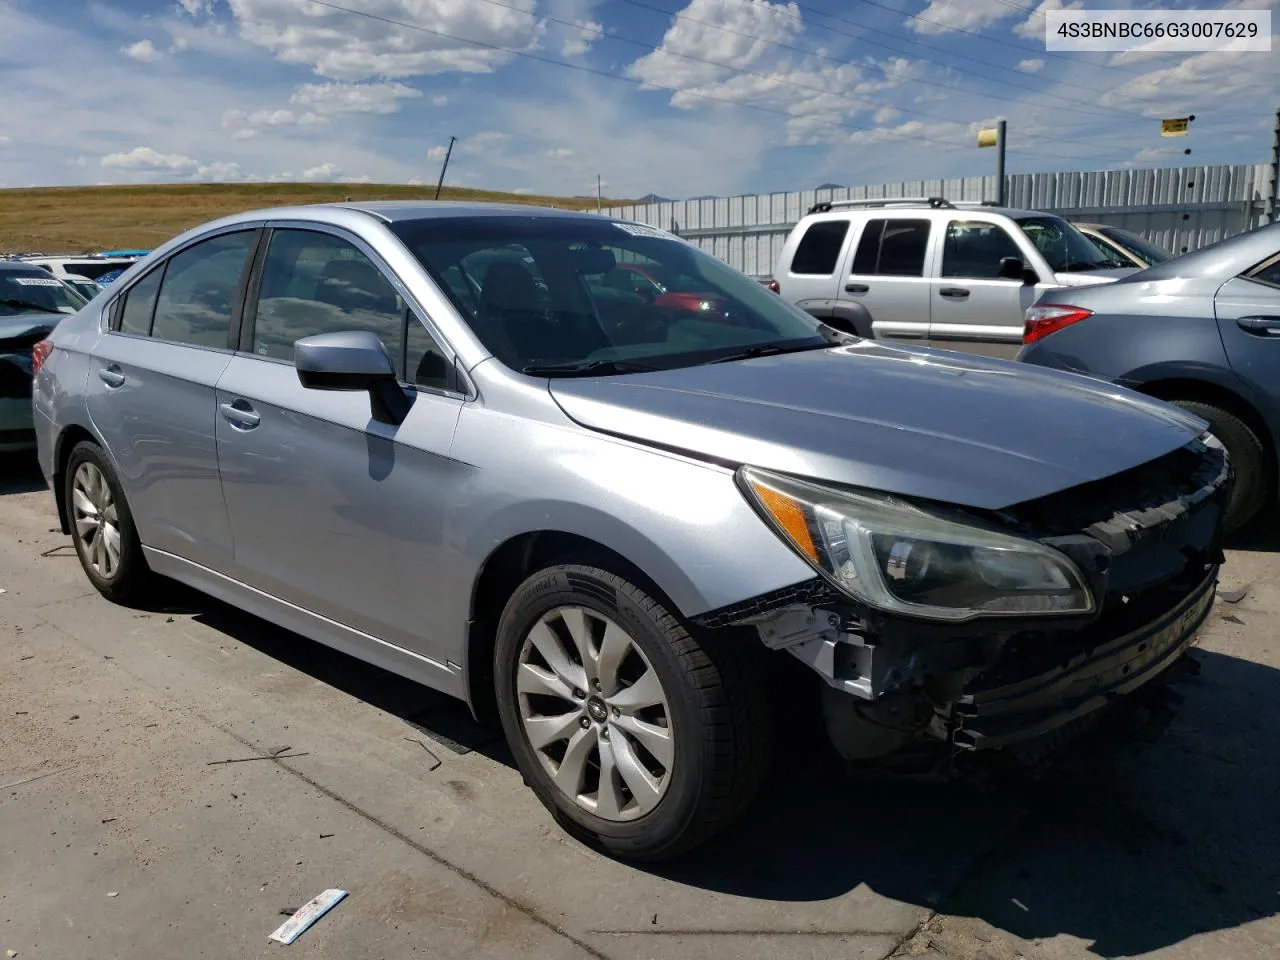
[806, 196, 1003, 214]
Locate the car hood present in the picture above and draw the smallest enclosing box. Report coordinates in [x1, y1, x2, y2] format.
[1052, 268, 1137, 286]
[548, 342, 1205, 511]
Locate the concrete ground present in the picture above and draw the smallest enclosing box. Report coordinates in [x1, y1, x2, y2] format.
[1, 458, 1277, 960]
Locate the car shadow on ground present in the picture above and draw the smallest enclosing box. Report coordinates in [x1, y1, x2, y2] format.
[0, 456, 47, 496]
[144, 577, 1280, 958]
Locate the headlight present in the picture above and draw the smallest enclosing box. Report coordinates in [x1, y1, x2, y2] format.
[740, 467, 1093, 621]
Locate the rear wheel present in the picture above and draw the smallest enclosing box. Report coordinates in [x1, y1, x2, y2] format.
[65, 440, 150, 603]
[1170, 400, 1269, 536]
[494, 564, 771, 861]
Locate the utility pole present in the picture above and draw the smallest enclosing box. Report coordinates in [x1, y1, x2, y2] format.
[433, 135, 457, 201]
[596, 174, 602, 213]
[1267, 106, 1279, 225]
[995, 119, 1007, 207]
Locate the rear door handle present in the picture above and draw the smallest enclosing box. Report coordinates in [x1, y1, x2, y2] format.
[219, 400, 261, 429]
[98, 365, 125, 388]
[939, 287, 970, 299]
[1236, 315, 1280, 336]
[844, 283, 870, 293]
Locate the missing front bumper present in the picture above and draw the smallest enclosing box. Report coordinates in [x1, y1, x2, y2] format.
[952, 568, 1216, 750]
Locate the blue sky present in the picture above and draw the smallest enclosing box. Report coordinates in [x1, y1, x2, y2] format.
[0, 0, 1276, 198]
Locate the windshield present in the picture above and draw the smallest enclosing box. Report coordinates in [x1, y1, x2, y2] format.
[0, 270, 87, 316]
[1099, 226, 1173, 264]
[391, 217, 831, 374]
[1015, 216, 1120, 272]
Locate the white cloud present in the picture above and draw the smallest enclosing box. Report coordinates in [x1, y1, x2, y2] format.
[906, 0, 1013, 35]
[873, 106, 899, 124]
[463, 131, 510, 152]
[1012, 0, 1083, 41]
[290, 81, 422, 115]
[431, 93, 449, 106]
[178, 0, 215, 16]
[220, 106, 327, 140]
[547, 147, 574, 159]
[629, 0, 803, 93]
[98, 146, 242, 182]
[123, 39, 160, 62]
[512, 187, 535, 195]
[427, 145, 449, 161]
[1017, 58, 1045, 74]
[300, 162, 342, 181]
[101, 146, 198, 171]
[562, 19, 602, 57]
[227, 0, 544, 80]
[1100, 49, 1280, 117]
[170, 35, 190, 53]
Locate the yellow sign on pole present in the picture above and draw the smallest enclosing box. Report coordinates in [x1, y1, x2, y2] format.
[977, 127, 999, 148]
[1161, 118, 1190, 137]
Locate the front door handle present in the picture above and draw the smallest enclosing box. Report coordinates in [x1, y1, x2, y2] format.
[98, 365, 125, 388]
[844, 283, 870, 293]
[219, 400, 261, 429]
[1237, 315, 1280, 336]
[939, 287, 970, 299]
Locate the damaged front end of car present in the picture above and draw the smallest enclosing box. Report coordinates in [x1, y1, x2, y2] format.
[696, 434, 1229, 768]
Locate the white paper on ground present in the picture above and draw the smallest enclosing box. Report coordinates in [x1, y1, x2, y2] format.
[268, 888, 348, 945]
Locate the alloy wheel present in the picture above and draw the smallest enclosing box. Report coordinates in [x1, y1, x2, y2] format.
[72, 461, 121, 579]
[516, 606, 674, 821]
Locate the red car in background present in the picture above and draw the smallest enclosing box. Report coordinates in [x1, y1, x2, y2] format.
[599, 263, 733, 320]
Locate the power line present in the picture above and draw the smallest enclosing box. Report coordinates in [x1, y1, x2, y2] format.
[838, 0, 1171, 76]
[300, 0, 1147, 164]
[299, 0, 1100, 159]
[611, 0, 1154, 125]
[467, 0, 1158, 159]
[472, 0, 1139, 136]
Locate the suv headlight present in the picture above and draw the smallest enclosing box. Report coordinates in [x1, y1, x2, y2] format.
[740, 467, 1093, 621]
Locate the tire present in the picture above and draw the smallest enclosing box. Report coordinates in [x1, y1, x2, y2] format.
[494, 564, 771, 861]
[64, 440, 150, 604]
[1170, 401, 1270, 537]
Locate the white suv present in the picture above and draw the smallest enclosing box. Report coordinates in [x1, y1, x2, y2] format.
[773, 197, 1133, 358]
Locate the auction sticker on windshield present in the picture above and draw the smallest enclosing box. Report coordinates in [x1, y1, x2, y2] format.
[1047, 9, 1271, 51]
[13, 277, 63, 286]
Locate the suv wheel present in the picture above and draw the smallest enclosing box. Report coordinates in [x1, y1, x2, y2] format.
[65, 440, 150, 603]
[494, 564, 770, 861]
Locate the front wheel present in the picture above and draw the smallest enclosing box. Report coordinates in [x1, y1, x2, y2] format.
[494, 565, 771, 861]
[1170, 400, 1270, 536]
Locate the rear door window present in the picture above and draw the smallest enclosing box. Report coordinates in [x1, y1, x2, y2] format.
[150, 231, 255, 349]
[790, 220, 850, 275]
[850, 218, 931, 277]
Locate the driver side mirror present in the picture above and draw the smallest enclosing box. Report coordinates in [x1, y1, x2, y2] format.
[998, 256, 1038, 285]
[294, 330, 413, 426]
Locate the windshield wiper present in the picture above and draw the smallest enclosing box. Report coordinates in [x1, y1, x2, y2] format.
[709, 340, 831, 364]
[1060, 261, 1117, 273]
[0, 298, 61, 314]
[522, 358, 660, 377]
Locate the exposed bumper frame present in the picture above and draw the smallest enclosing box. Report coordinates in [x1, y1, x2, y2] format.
[952, 567, 1217, 750]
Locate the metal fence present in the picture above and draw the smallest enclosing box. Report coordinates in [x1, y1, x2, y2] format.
[599, 163, 1277, 277]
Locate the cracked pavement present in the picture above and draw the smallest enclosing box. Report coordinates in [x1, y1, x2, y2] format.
[2, 460, 1278, 960]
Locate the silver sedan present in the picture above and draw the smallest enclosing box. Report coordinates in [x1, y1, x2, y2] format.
[33, 202, 1227, 859]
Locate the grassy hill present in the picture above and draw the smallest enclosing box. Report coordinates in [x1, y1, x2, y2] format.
[0, 182, 624, 255]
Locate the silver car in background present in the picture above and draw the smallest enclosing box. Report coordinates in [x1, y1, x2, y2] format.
[34, 202, 1227, 859]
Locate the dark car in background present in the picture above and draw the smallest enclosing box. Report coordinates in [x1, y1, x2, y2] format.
[1072, 222, 1174, 269]
[1019, 221, 1280, 534]
[1, 261, 87, 452]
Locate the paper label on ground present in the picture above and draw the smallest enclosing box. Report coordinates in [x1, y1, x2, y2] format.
[268, 889, 347, 945]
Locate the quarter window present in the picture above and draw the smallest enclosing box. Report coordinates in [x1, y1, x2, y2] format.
[850, 219, 930, 277]
[1250, 256, 1280, 289]
[941, 220, 1025, 279]
[118, 267, 163, 335]
[150, 231, 255, 348]
[790, 220, 850, 275]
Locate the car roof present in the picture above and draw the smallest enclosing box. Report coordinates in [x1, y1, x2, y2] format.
[0, 260, 53, 274]
[802, 203, 1053, 221]
[330, 200, 605, 223]
[1123, 221, 1280, 282]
